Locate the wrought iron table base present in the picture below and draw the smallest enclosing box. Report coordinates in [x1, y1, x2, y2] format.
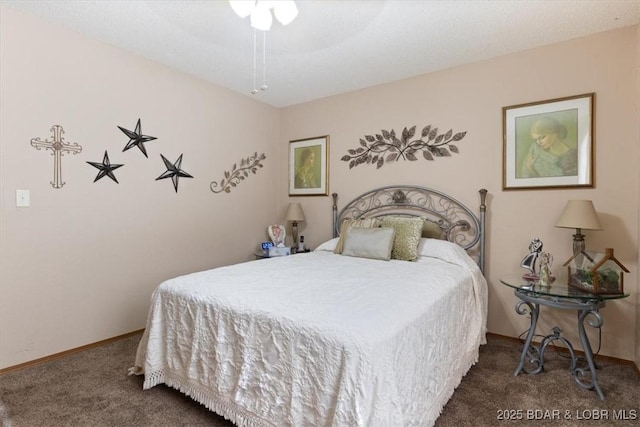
[513, 290, 606, 400]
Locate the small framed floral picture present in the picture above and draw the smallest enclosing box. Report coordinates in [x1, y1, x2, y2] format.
[502, 93, 594, 190]
[289, 136, 329, 196]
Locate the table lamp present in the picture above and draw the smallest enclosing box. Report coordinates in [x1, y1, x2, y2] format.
[285, 202, 305, 251]
[555, 200, 602, 254]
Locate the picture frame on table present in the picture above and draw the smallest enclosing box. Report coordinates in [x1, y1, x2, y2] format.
[502, 93, 594, 190]
[289, 135, 329, 196]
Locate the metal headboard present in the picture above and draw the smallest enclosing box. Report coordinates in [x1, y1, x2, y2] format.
[331, 186, 488, 273]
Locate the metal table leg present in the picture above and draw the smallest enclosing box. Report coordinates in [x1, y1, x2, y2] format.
[575, 308, 605, 400]
[512, 288, 607, 399]
[514, 300, 540, 375]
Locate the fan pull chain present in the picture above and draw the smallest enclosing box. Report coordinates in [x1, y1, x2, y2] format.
[251, 29, 258, 94]
[261, 31, 268, 91]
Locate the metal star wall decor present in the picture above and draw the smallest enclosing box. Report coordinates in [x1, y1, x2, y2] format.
[30, 125, 83, 189]
[156, 153, 193, 192]
[341, 124, 467, 169]
[87, 150, 124, 183]
[118, 118, 157, 158]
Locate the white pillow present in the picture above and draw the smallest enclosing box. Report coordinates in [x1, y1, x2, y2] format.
[342, 227, 396, 261]
[417, 238, 473, 265]
[314, 237, 339, 252]
[333, 217, 380, 254]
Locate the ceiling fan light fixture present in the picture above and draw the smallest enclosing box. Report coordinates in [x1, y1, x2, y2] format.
[230, 0, 298, 29]
[274, 0, 298, 26]
[229, 0, 298, 95]
[229, 0, 255, 18]
[250, 2, 273, 31]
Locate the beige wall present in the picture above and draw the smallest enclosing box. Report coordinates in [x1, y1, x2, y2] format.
[280, 26, 639, 361]
[636, 24, 640, 369]
[0, 7, 280, 369]
[1, 6, 638, 369]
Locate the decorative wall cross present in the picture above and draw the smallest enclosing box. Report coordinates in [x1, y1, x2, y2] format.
[31, 125, 83, 188]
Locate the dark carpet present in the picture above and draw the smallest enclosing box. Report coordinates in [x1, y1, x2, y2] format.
[1, 333, 638, 426]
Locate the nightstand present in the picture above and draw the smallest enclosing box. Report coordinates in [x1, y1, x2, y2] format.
[253, 249, 311, 259]
[253, 250, 270, 260]
[500, 274, 629, 400]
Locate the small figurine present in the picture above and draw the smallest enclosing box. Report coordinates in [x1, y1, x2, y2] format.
[538, 251, 554, 286]
[267, 224, 286, 247]
[521, 237, 543, 278]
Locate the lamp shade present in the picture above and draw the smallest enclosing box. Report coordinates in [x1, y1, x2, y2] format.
[555, 200, 602, 230]
[285, 203, 305, 222]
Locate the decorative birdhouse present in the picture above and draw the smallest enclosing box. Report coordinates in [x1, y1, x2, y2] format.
[563, 248, 628, 295]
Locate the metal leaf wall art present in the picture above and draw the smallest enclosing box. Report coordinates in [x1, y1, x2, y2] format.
[210, 152, 266, 194]
[341, 125, 467, 169]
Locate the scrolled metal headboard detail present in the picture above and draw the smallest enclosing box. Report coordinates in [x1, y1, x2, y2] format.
[332, 185, 488, 273]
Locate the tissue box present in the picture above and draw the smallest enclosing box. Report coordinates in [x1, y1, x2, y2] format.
[268, 246, 291, 257]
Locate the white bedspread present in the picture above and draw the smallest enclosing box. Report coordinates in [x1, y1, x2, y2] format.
[131, 239, 487, 426]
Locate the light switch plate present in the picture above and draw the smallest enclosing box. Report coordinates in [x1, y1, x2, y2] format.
[16, 189, 30, 207]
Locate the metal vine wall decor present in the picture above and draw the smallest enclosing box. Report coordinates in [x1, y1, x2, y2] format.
[31, 125, 83, 188]
[210, 152, 266, 194]
[340, 125, 467, 169]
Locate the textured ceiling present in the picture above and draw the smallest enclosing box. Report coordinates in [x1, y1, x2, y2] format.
[5, 0, 640, 107]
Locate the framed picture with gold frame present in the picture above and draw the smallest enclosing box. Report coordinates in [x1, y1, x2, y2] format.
[502, 93, 594, 190]
[289, 135, 329, 196]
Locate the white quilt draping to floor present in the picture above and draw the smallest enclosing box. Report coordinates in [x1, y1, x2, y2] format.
[131, 239, 487, 426]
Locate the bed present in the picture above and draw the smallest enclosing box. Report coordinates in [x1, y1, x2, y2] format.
[130, 185, 489, 426]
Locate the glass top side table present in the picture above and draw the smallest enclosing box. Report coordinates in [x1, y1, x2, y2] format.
[500, 274, 629, 400]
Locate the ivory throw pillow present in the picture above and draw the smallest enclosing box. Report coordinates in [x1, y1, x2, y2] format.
[334, 218, 380, 254]
[342, 227, 396, 261]
[380, 216, 424, 261]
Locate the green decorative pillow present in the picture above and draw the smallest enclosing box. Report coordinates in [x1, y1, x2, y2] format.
[342, 227, 396, 261]
[334, 218, 380, 254]
[421, 218, 445, 240]
[380, 216, 425, 261]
